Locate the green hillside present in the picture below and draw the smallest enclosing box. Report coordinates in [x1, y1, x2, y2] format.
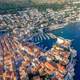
[0, 0, 64, 14]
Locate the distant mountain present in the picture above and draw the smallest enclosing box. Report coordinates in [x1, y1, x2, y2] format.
[32, 0, 65, 4]
[0, 0, 65, 4]
[0, 0, 30, 14]
[0, 0, 64, 14]
[0, 0, 80, 4]
[0, 0, 27, 3]
[0, 0, 30, 4]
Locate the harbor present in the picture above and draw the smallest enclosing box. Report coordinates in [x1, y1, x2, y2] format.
[0, 0, 80, 80]
[0, 32, 77, 80]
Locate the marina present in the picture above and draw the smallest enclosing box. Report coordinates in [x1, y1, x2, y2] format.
[0, 30, 77, 80]
[0, 0, 80, 79]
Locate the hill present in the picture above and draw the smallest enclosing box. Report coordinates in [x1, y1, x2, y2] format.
[32, 0, 65, 4]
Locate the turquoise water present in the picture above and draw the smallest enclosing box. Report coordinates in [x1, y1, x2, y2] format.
[52, 22, 80, 80]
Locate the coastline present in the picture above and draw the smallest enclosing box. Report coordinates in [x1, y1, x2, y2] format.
[49, 23, 68, 31]
[49, 22, 80, 80]
[49, 20, 80, 31]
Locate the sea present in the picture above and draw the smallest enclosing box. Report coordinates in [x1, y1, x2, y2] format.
[25, 22, 80, 80]
[0, 22, 80, 80]
[52, 22, 80, 80]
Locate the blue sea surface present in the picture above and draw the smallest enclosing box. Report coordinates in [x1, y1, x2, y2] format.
[24, 22, 80, 80]
[27, 22, 80, 80]
[52, 22, 80, 80]
[0, 22, 80, 80]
